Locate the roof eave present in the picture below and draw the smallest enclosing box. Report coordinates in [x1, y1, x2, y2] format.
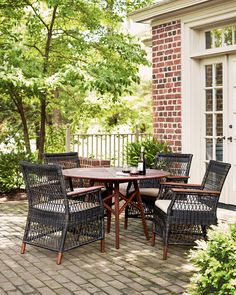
[128, 0, 212, 23]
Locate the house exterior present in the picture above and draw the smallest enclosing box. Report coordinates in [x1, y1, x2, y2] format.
[129, 0, 236, 205]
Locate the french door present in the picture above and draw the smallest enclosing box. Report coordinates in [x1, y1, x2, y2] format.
[227, 55, 236, 205]
[201, 55, 236, 205]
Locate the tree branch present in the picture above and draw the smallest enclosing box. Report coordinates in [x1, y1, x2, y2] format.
[24, 43, 44, 56]
[60, 29, 83, 42]
[44, 5, 58, 69]
[24, 0, 49, 31]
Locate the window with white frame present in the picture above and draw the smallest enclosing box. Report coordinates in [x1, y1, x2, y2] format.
[204, 63, 223, 162]
[205, 25, 236, 49]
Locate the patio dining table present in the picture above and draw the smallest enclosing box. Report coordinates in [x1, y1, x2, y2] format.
[63, 167, 169, 249]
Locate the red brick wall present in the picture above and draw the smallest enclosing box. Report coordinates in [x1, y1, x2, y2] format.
[152, 20, 182, 152]
[79, 157, 110, 168]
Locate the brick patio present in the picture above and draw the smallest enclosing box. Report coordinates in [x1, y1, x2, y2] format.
[0, 201, 235, 295]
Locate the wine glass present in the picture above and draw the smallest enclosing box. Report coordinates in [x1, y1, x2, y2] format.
[122, 164, 130, 173]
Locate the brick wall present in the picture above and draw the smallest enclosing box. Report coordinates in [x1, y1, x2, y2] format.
[152, 20, 182, 152]
[79, 157, 110, 168]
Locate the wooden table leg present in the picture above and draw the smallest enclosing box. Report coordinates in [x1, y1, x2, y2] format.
[133, 181, 150, 240]
[106, 183, 113, 233]
[114, 182, 120, 249]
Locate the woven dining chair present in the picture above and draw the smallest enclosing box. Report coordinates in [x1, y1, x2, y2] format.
[152, 160, 231, 260]
[43, 152, 80, 168]
[124, 153, 193, 228]
[20, 161, 105, 265]
[43, 152, 81, 190]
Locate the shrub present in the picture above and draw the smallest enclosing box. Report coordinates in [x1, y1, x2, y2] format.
[188, 223, 236, 295]
[0, 151, 35, 193]
[125, 138, 171, 168]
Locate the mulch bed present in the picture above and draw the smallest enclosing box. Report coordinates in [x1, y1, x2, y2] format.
[0, 189, 27, 202]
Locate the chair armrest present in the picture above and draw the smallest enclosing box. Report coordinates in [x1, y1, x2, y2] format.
[67, 186, 104, 208]
[67, 186, 104, 197]
[157, 182, 202, 200]
[171, 188, 220, 196]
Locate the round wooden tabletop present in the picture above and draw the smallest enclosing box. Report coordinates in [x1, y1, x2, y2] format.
[63, 167, 170, 183]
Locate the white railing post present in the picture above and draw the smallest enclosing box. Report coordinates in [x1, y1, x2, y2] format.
[65, 125, 71, 152]
[67, 132, 151, 166]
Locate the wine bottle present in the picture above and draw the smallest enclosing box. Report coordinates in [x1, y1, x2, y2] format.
[137, 146, 146, 175]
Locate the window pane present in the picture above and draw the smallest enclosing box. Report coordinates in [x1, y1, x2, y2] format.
[206, 114, 213, 136]
[224, 26, 233, 45]
[214, 29, 222, 47]
[216, 138, 223, 161]
[206, 89, 213, 111]
[216, 114, 223, 136]
[216, 89, 223, 111]
[206, 25, 236, 48]
[215, 63, 223, 86]
[205, 65, 212, 87]
[205, 31, 212, 49]
[206, 139, 213, 160]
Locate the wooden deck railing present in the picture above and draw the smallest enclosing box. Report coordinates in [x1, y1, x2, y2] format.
[66, 128, 151, 167]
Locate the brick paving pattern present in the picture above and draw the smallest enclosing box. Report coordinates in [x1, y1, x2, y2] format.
[0, 201, 195, 295]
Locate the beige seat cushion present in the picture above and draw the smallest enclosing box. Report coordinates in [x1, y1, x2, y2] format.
[155, 199, 211, 214]
[119, 185, 159, 198]
[155, 200, 171, 213]
[34, 200, 97, 213]
[140, 188, 159, 198]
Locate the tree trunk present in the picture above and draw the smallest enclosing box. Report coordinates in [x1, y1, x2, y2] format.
[35, 121, 40, 150]
[38, 98, 46, 161]
[37, 5, 58, 161]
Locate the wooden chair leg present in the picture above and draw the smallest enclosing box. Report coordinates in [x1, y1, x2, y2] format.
[105, 196, 112, 233]
[107, 211, 111, 233]
[124, 206, 128, 229]
[100, 239, 105, 253]
[162, 224, 170, 260]
[21, 242, 26, 254]
[151, 232, 156, 246]
[163, 245, 168, 260]
[57, 252, 63, 265]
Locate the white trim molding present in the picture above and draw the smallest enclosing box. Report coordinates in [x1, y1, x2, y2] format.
[129, 0, 220, 23]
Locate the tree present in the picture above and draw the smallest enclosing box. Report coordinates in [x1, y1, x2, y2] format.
[93, 80, 153, 133]
[0, 0, 154, 159]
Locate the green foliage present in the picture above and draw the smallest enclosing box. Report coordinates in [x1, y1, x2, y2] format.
[125, 138, 171, 168]
[0, 151, 36, 193]
[94, 80, 153, 133]
[0, 0, 155, 159]
[44, 125, 66, 153]
[188, 223, 236, 295]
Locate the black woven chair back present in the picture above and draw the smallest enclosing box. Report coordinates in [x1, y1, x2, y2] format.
[20, 161, 68, 209]
[154, 153, 193, 176]
[201, 160, 231, 192]
[43, 152, 80, 169]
